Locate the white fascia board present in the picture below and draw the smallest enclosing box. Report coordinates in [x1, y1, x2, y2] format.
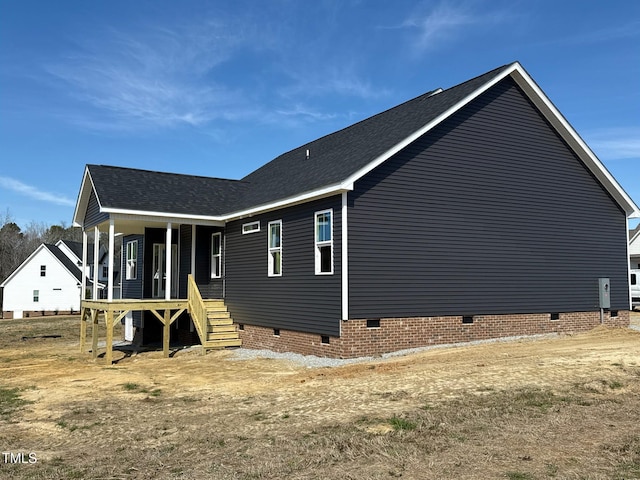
[0, 244, 47, 288]
[339, 63, 518, 189]
[55, 240, 82, 264]
[224, 183, 353, 222]
[72, 168, 99, 227]
[107, 211, 225, 226]
[509, 66, 640, 218]
[44, 245, 84, 284]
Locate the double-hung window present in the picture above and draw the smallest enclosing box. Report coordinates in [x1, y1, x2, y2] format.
[315, 209, 333, 274]
[211, 233, 222, 278]
[40, 265, 46, 277]
[268, 220, 282, 276]
[33, 290, 39, 302]
[126, 241, 138, 280]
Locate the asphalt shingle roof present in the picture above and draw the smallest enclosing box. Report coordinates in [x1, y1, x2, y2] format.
[44, 244, 95, 287]
[87, 63, 513, 217]
[88, 167, 251, 217]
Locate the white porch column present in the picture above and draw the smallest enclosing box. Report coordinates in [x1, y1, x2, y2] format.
[81, 230, 88, 301]
[107, 218, 115, 301]
[165, 222, 172, 300]
[191, 225, 196, 277]
[93, 226, 100, 300]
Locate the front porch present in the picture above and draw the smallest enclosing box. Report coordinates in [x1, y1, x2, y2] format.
[80, 276, 241, 364]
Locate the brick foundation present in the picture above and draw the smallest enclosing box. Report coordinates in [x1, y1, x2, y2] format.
[1, 310, 77, 320]
[237, 310, 630, 359]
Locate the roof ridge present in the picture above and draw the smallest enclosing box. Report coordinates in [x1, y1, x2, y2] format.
[264, 63, 513, 162]
[88, 164, 248, 184]
[242, 62, 515, 183]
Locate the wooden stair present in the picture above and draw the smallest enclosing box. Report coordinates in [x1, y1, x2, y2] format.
[201, 300, 242, 349]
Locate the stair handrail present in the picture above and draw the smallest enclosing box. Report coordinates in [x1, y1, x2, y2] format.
[187, 274, 207, 344]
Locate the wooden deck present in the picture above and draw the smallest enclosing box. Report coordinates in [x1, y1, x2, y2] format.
[80, 299, 188, 364]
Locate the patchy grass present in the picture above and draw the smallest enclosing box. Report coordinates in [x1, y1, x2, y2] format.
[0, 387, 30, 418]
[1, 315, 640, 478]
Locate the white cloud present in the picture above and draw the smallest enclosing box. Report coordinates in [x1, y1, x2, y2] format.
[0, 177, 76, 207]
[587, 128, 640, 160]
[275, 105, 338, 122]
[43, 21, 258, 131]
[398, 1, 510, 52]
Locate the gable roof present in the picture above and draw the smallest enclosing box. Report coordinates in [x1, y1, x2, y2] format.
[76, 166, 250, 223]
[57, 239, 97, 265]
[0, 243, 96, 288]
[236, 64, 511, 212]
[73, 61, 639, 226]
[631, 224, 640, 243]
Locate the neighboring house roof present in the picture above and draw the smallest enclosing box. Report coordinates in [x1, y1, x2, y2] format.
[630, 225, 640, 243]
[58, 239, 97, 265]
[0, 243, 97, 289]
[73, 61, 640, 226]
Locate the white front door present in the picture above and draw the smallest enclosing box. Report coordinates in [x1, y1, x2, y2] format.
[152, 244, 178, 298]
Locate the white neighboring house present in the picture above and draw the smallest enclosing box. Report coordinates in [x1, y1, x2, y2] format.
[630, 225, 640, 308]
[0, 239, 118, 319]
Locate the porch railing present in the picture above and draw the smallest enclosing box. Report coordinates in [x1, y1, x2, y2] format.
[187, 274, 207, 344]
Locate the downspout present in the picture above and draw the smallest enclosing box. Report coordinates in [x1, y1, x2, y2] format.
[341, 191, 348, 322]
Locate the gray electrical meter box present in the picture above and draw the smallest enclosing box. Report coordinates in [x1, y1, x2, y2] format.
[598, 278, 610, 309]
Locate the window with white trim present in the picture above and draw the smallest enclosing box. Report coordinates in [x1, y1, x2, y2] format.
[211, 233, 222, 278]
[33, 290, 39, 302]
[40, 265, 46, 277]
[315, 209, 333, 274]
[126, 241, 138, 280]
[268, 220, 282, 276]
[242, 221, 260, 234]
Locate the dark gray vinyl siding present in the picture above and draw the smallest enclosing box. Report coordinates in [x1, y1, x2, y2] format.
[178, 225, 192, 299]
[194, 226, 224, 299]
[122, 235, 144, 300]
[348, 77, 629, 318]
[225, 196, 342, 336]
[83, 189, 109, 228]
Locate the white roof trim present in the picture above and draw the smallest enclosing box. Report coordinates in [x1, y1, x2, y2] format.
[72, 167, 102, 227]
[104, 209, 226, 223]
[73, 63, 639, 225]
[336, 62, 639, 218]
[338, 63, 517, 191]
[224, 183, 353, 221]
[508, 66, 640, 218]
[0, 244, 48, 287]
[108, 211, 225, 226]
[0, 244, 88, 288]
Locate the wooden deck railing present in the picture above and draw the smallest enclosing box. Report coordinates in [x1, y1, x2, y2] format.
[187, 274, 207, 345]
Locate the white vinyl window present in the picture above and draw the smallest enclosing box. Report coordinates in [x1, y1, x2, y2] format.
[126, 241, 138, 280]
[211, 233, 222, 278]
[242, 221, 260, 234]
[315, 209, 333, 275]
[40, 265, 46, 277]
[33, 290, 39, 302]
[268, 220, 282, 277]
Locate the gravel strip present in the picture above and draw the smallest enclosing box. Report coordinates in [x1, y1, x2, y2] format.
[229, 332, 562, 369]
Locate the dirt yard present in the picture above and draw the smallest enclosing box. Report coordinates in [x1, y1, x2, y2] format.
[1, 313, 640, 479]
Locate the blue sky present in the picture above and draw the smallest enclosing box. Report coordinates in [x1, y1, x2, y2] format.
[1, 0, 638, 229]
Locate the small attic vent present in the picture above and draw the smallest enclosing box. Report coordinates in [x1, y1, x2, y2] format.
[305, 149, 310, 160]
[428, 88, 444, 97]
